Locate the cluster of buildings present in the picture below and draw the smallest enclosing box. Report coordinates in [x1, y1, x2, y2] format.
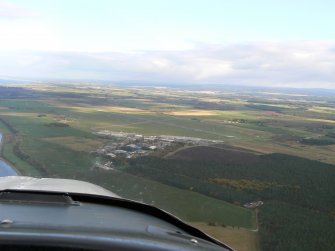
[93, 130, 223, 169]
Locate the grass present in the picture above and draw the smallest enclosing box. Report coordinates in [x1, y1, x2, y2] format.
[192, 223, 260, 251]
[42, 136, 105, 152]
[21, 137, 94, 177]
[77, 170, 256, 229]
[2, 141, 40, 176]
[0, 120, 40, 176]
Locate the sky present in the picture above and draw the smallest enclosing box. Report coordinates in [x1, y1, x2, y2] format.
[0, 0, 334, 88]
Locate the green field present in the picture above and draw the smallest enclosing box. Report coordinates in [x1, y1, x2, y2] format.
[77, 170, 255, 228]
[1, 84, 335, 251]
[0, 91, 256, 230]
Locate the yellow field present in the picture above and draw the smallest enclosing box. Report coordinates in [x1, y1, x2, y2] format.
[192, 223, 260, 251]
[69, 105, 151, 114]
[308, 106, 335, 114]
[165, 110, 218, 116]
[0, 112, 41, 117]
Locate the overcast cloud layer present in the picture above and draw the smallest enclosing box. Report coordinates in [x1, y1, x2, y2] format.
[1, 41, 334, 88]
[0, 1, 34, 18]
[0, 1, 334, 88]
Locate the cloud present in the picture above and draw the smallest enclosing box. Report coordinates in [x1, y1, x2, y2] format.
[0, 1, 35, 18]
[0, 41, 334, 88]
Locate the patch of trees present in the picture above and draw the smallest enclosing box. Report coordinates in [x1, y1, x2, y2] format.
[300, 137, 335, 145]
[321, 124, 334, 129]
[124, 154, 335, 211]
[326, 132, 335, 139]
[246, 104, 286, 112]
[272, 134, 301, 142]
[302, 123, 335, 133]
[259, 201, 335, 251]
[121, 153, 335, 250]
[0, 86, 37, 99]
[47, 92, 88, 99]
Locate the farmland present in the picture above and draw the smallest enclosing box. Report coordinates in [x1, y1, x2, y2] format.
[0, 84, 335, 250]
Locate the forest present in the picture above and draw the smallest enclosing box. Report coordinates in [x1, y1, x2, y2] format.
[122, 149, 335, 250]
